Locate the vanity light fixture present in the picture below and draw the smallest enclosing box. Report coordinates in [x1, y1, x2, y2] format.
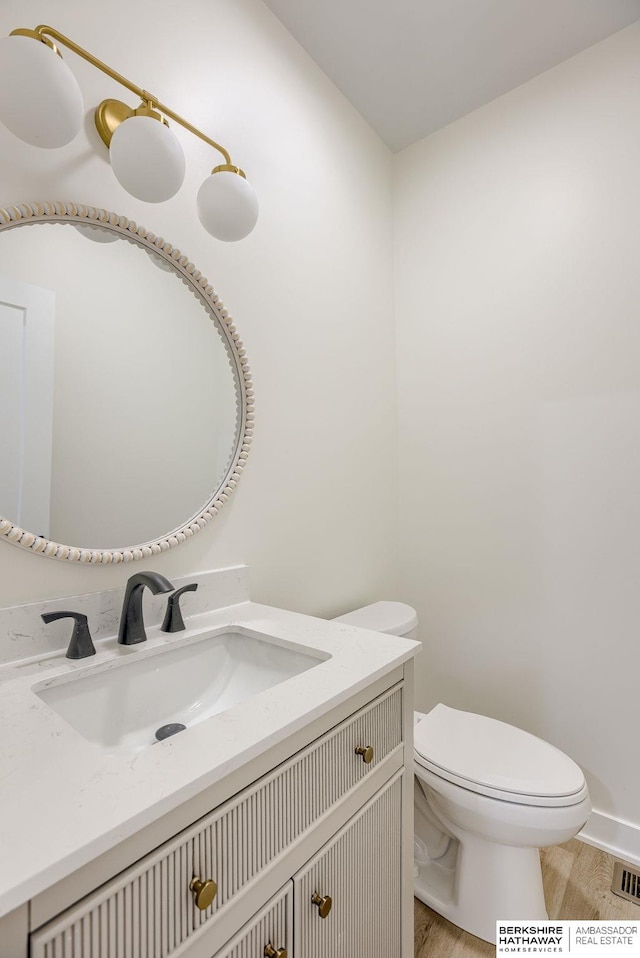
[0, 25, 259, 241]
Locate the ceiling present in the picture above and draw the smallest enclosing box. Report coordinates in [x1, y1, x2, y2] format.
[262, 0, 640, 151]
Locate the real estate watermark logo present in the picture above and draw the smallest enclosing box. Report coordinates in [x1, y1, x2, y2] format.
[496, 921, 640, 955]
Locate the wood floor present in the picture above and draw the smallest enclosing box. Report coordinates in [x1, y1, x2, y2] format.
[414, 839, 640, 957]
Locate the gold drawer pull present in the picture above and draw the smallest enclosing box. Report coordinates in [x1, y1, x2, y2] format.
[355, 744, 374, 764]
[264, 945, 287, 958]
[311, 892, 333, 918]
[190, 876, 217, 910]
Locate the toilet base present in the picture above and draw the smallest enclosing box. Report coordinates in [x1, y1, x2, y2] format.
[414, 828, 548, 944]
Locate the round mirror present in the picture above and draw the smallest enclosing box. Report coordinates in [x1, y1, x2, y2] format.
[0, 202, 252, 563]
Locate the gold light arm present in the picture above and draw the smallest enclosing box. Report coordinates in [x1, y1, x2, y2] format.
[18, 24, 233, 166]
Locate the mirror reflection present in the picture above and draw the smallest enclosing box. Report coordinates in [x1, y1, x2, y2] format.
[0, 221, 239, 550]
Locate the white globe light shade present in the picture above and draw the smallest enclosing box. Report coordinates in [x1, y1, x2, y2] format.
[72, 224, 119, 244]
[197, 170, 259, 242]
[0, 35, 83, 148]
[109, 116, 185, 203]
[145, 250, 175, 273]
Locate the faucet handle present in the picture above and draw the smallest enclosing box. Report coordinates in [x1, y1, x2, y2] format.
[41, 611, 96, 660]
[161, 583, 198, 633]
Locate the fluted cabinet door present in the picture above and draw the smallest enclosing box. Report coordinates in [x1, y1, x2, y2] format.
[211, 884, 292, 958]
[293, 772, 402, 958]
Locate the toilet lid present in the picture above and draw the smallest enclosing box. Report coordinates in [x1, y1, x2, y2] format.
[414, 704, 586, 801]
[333, 601, 418, 636]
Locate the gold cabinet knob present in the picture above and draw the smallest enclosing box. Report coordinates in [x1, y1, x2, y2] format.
[311, 892, 333, 918]
[264, 945, 287, 958]
[189, 876, 217, 910]
[355, 744, 374, 764]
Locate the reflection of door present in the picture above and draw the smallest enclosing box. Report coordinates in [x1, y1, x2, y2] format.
[0, 277, 55, 536]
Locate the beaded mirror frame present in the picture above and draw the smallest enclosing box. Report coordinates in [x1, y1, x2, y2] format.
[0, 201, 253, 563]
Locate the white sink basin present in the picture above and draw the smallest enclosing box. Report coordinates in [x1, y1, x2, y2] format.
[35, 628, 327, 754]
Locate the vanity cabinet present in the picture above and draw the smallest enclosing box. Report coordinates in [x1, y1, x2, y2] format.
[22, 672, 412, 958]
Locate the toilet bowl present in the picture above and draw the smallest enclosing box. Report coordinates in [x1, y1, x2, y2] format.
[332, 602, 591, 944]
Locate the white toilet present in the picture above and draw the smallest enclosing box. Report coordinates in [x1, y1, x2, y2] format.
[333, 601, 591, 944]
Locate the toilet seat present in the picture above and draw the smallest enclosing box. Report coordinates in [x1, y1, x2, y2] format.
[414, 705, 588, 808]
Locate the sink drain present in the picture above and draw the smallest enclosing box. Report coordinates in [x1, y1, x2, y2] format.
[155, 723, 187, 741]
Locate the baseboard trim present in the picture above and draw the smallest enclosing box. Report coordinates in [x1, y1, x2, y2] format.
[579, 810, 640, 868]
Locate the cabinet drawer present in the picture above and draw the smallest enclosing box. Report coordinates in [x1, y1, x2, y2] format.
[31, 684, 402, 958]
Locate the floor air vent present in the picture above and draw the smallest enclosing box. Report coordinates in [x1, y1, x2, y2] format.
[612, 862, 640, 905]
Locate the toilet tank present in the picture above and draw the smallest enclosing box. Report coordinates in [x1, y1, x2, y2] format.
[332, 601, 418, 641]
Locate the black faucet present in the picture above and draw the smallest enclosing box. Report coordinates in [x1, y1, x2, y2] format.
[118, 571, 174, 646]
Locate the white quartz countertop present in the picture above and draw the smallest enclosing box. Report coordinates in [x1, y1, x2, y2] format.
[0, 599, 419, 918]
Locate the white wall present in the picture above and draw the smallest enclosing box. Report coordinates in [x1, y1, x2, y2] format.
[0, 0, 397, 612]
[394, 23, 640, 858]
